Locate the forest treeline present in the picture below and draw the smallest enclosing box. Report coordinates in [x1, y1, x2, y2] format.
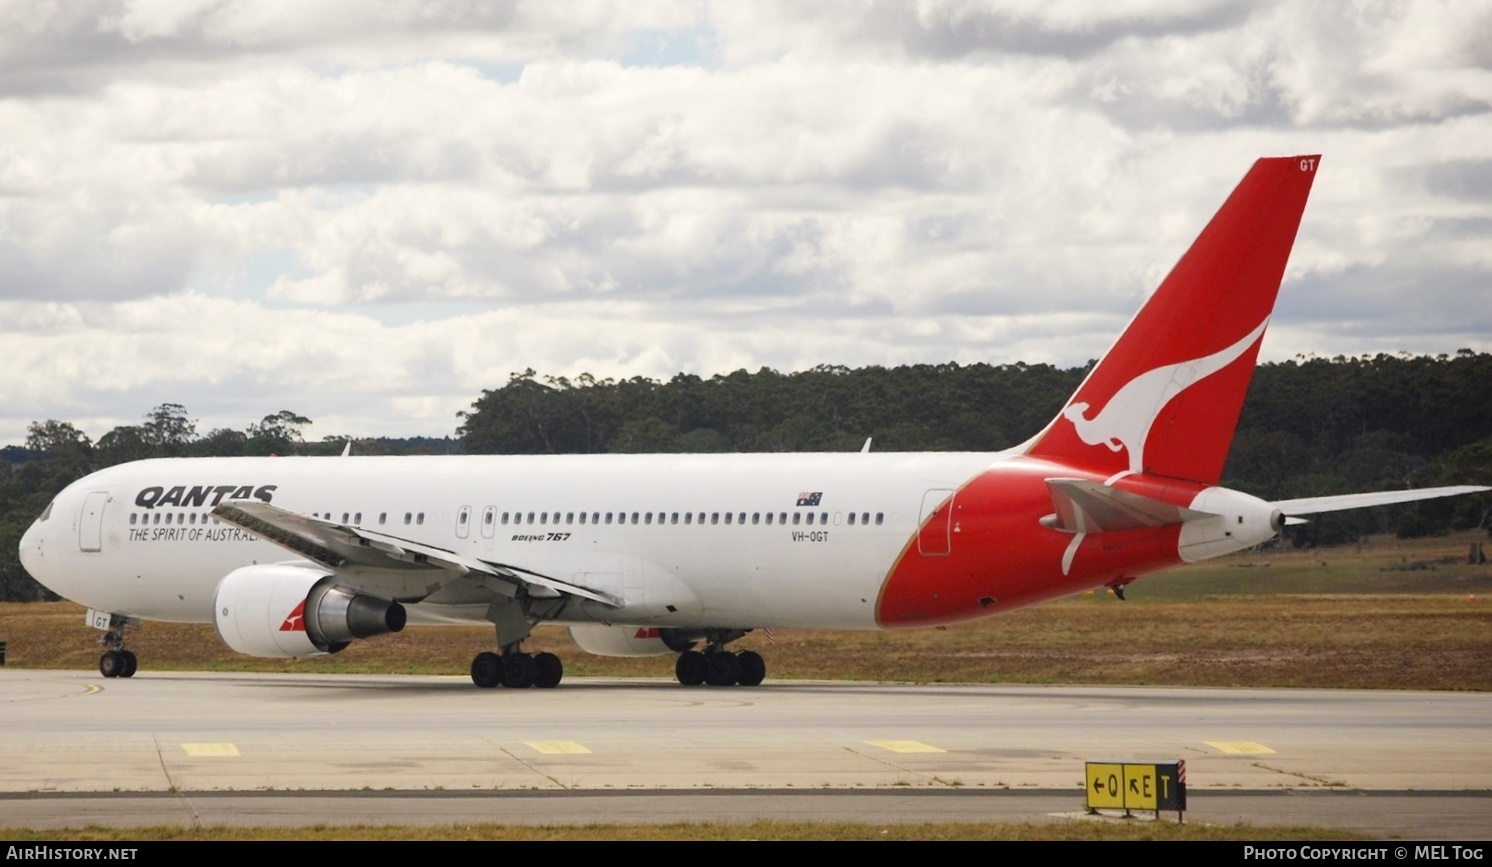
[457, 352, 1492, 499]
[2, 352, 1489, 600]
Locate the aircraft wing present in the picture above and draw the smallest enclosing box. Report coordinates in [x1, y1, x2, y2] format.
[1272, 485, 1488, 517]
[1043, 478, 1215, 533]
[212, 500, 621, 607]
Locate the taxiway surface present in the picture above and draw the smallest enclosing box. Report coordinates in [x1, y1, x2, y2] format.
[2, 669, 1488, 838]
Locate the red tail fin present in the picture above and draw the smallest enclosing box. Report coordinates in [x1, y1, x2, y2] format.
[1025, 155, 1320, 485]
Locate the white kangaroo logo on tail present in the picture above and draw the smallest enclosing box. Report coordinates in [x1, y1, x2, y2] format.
[1062, 318, 1269, 474]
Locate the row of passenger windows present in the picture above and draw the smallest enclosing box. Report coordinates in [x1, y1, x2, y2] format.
[130, 512, 221, 526]
[129, 510, 408, 527]
[131, 510, 420, 527]
[305, 509, 888, 528]
[469, 509, 884, 527]
[129, 508, 886, 529]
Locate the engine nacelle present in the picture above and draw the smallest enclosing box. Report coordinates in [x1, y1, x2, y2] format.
[213, 563, 407, 658]
[568, 624, 697, 658]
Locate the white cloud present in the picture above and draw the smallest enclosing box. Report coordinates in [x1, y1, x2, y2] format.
[1, 0, 1488, 446]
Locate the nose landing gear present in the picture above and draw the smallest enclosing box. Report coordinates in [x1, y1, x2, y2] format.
[99, 649, 137, 678]
[95, 613, 139, 678]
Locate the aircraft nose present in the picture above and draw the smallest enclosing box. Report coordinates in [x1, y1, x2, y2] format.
[19, 518, 40, 562]
[17, 516, 51, 589]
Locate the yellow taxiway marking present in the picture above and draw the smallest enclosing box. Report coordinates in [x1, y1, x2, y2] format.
[864, 739, 946, 754]
[524, 741, 592, 755]
[1206, 741, 1276, 755]
[180, 743, 241, 757]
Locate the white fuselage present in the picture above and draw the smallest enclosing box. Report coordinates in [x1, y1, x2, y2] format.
[20, 452, 1008, 631]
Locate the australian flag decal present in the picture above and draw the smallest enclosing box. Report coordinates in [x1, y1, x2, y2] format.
[795, 491, 823, 507]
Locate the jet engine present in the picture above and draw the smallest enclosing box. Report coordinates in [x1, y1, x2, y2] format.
[568, 624, 697, 657]
[213, 563, 406, 658]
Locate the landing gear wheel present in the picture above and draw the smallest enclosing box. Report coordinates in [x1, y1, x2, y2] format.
[533, 652, 563, 688]
[735, 650, 765, 687]
[675, 650, 706, 686]
[471, 651, 503, 688]
[119, 650, 138, 679]
[503, 652, 537, 689]
[705, 651, 741, 686]
[99, 650, 124, 678]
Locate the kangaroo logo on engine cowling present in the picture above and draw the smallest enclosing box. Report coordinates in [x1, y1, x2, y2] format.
[135, 484, 277, 509]
[280, 600, 307, 632]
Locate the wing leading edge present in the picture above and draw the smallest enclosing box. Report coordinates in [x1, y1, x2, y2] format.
[213, 500, 622, 607]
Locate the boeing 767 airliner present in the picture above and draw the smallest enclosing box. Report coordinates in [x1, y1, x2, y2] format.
[18, 155, 1487, 689]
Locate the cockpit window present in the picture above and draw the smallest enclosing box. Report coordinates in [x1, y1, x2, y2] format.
[37, 500, 54, 522]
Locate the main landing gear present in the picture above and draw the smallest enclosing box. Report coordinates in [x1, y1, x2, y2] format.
[470, 647, 563, 689]
[674, 630, 766, 687]
[471, 597, 564, 689]
[97, 614, 137, 678]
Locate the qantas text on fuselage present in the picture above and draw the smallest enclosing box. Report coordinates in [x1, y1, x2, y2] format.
[134, 484, 277, 509]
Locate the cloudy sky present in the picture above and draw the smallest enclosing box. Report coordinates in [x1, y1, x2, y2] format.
[2, 0, 1489, 447]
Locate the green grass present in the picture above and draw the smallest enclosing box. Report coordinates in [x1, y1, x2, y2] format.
[0, 819, 1369, 841]
[1136, 533, 1492, 599]
[4, 531, 1488, 690]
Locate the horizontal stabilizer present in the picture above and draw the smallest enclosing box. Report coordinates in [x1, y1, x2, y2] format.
[1044, 478, 1214, 534]
[1274, 485, 1489, 517]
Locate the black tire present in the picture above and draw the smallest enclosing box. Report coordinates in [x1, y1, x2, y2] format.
[675, 650, 706, 686]
[704, 651, 741, 687]
[533, 652, 563, 688]
[503, 653, 537, 689]
[736, 650, 766, 687]
[470, 651, 502, 688]
[119, 650, 138, 679]
[99, 650, 123, 678]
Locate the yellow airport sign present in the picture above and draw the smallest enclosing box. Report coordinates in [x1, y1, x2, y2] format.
[1085, 759, 1186, 815]
[1087, 762, 1126, 809]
